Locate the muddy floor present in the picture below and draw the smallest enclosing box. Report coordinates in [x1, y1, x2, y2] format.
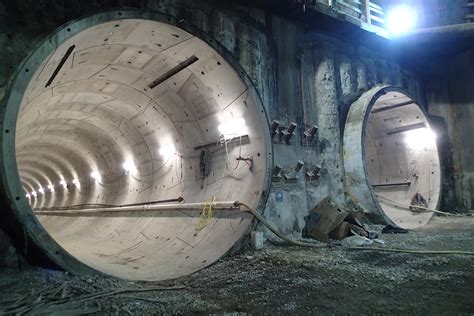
[0, 216, 473, 315]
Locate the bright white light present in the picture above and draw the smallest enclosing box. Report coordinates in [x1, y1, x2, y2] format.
[386, 5, 416, 35]
[91, 171, 102, 182]
[31, 191, 37, 197]
[25, 193, 30, 198]
[48, 184, 54, 192]
[60, 180, 67, 189]
[38, 187, 44, 194]
[72, 178, 80, 186]
[218, 117, 246, 139]
[159, 144, 176, 160]
[122, 159, 137, 174]
[404, 127, 436, 150]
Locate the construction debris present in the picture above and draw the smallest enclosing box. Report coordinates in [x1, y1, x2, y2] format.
[303, 197, 373, 243]
[341, 235, 374, 247]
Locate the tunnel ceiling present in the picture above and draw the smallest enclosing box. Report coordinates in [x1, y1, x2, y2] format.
[4, 13, 272, 281]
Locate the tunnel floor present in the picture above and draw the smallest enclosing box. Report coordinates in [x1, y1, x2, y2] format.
[0, 216, 473, 314]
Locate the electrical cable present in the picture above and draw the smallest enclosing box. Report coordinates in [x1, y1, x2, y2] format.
[195, 196, 216, 231]
[237, 201, 474, 255]
[375, 194, 469, 217]
[347, 247, 474, 255]
[237, 201, 328, 248]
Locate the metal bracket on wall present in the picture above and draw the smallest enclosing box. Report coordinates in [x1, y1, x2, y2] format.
[305, 164, 321, 180]
[279, 122, 298, 144]
[272, 165, 283, 182]
[301, 125, 318, 146]
[284, 160, 304, 182]
[270, 120, 298, 145]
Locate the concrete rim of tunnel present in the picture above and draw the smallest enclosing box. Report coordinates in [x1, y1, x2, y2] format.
[343, 85, 442, 227]
[0, 9, 274, 278]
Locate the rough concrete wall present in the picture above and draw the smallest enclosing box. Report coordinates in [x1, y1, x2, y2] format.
[0, 0, 424, 249]
[427, 50, 474, 211]
[0, 228, 18, 268]
[260, 28, 422, 240]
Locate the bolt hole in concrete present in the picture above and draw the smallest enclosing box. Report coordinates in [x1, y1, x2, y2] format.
[344, 87, 441, 229]
[7, 14, 271, 281]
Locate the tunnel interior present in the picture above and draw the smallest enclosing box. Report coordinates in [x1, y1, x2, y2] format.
[364, 90, 441, 228]
[14, 18, 270, 281]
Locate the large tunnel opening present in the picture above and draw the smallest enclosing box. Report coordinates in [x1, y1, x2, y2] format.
[344, 86, 441, 229]
[5, 13, 271, 281]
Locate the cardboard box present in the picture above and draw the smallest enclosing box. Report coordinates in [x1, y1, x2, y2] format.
[307, 197, 348, 242]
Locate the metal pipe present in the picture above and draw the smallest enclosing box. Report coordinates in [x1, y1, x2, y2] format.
[36, 197, 184, 211]
[403, 23, 474, 37]
[34, 201, 241, 216]
[372, 181, 411, 187]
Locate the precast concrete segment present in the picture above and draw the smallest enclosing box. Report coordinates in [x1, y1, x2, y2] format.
[1, 11, 272, 281]
[343, 86, 441, 229]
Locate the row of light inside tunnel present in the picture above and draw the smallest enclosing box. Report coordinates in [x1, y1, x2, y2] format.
[23, 116, 436, 200]
[24, 117, 247, 201]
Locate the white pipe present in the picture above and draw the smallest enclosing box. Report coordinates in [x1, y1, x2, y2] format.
[34, 201, 241, 216]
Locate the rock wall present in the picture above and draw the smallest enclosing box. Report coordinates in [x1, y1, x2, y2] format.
[0, 0, 426, 258]
[426, 50, 474, 211]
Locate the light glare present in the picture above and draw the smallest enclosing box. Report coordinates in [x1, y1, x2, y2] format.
[48, 184, 55, 192]
[38, 187, 44, 194]
[60, 180, 67, 189]
[123, 159, 137, 173]
[91, 171, 101, 182]
[218, 117, 246, 139]
[404, 127, 436, 150]
[159, 144, 176, 160]
[386, 5, 416, 35]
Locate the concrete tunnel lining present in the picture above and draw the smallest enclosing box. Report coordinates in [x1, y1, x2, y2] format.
[1, 11, 273, 281]
[344, 86, 441, 229]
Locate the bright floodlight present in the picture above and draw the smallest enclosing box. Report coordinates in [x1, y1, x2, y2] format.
[38, 187, 44, 194]
[31, 191, 37, 197]
[159, 144, 176, 160]
[404, 127, 436, 150]
[91, 171, 102, 182]
[123, 159, 137, 174]
[48, 184, 55, 192]
[72, 178, 80, 186]
[218, 117, 246, 139]
[386, 5, 416, 35]
[25, 193, 30, 198]
[59, 179, 67, 189]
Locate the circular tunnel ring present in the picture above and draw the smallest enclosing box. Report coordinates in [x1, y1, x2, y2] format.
[1, 10, 273, 281]
[343, 85, 441, 229]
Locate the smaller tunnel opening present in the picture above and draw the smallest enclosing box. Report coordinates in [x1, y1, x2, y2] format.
[365, 91, 441, 228]
[344, 87, 441, 229]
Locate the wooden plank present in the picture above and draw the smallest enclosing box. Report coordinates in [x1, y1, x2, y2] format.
[370, 15, 385, 23]
[369, 6, 384, 15]
[336, 0, 363, 14]
[365, 0, 371, 24]
[369, 1, 383, 11]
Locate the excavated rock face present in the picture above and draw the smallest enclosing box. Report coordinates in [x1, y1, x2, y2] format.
[0, 229, 17, 268]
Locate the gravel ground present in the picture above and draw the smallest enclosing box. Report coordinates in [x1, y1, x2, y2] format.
[0, 216, 473, 315]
